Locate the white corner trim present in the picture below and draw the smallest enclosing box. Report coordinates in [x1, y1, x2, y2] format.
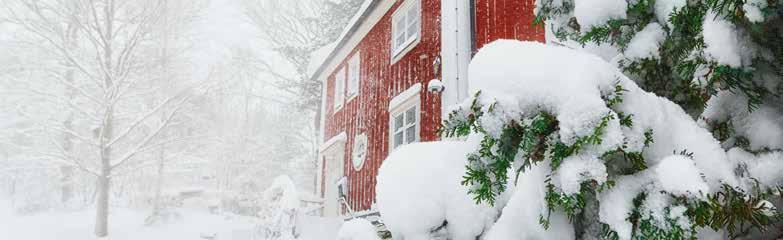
[320, 132, 347, 152]
[388, 83, 422, 112]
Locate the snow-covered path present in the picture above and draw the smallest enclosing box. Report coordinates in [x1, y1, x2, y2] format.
[0, 200, 258, 240]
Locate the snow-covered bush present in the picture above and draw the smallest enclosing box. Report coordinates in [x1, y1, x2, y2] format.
[257, 175, 300, 240]
[375, 141, 506, 239]
[441, 40, 781, 239]
[529, 0, 783, 238]
[336, 218, 381, 240]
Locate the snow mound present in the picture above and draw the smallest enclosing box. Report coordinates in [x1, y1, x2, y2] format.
[258, 175, 300, 239]
[375, 141, 501, 240]
[336, 218, 380, 240]
[262, 175, 300, 212]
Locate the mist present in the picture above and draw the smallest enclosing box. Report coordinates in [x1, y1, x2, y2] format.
[0, 0, 363, 239]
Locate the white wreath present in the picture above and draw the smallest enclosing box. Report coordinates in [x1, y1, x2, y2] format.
[352, 133, 368, 170]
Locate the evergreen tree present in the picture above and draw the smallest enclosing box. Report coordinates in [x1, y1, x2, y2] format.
[442, 0, 782, 239]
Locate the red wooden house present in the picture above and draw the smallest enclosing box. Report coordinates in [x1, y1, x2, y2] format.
[311, 0, 544, 218]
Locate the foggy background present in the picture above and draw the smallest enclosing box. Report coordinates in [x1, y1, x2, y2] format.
[0, 0, 363, 238]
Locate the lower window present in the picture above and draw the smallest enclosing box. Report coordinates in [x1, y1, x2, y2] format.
[391, 104, 418, 150]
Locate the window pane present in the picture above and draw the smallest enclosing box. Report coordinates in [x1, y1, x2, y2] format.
[394, 115, 404, 131]
[407, 23, 419, 40]
[405, 106, 416, 124]
[405, 126, 416, 143]
[396, 35, 406, 49]
[396, 17, 406, 35]
[334, 70, 344, 107]
[394, 132, 403, 148]
[407, 3, 419, 25]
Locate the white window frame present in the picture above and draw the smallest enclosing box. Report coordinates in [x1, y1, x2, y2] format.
[346, 52, 361, 100]
[390, 0, 421, 63]
[333, 66, 346, 112]
[389, 92, 420, 151]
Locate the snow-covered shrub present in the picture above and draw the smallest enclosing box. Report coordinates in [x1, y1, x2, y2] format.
[375, 141, 507, 240]
[441, 40, 781, 239]
[257, 175, 300, 240]
[336, 218, 381, 240]
[531, 0, 783, 237]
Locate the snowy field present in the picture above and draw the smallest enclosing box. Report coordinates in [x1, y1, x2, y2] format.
[0, 200, 260, 240]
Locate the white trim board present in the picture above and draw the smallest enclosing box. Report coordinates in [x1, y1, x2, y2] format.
[388, 83, 422, 111]
[320, 132, 347, 153]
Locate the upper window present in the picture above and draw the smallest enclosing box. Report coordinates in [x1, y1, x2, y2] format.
[347, 52, 360, 99]
[333, 67, 346, 111]
[391, 0, 421, 58]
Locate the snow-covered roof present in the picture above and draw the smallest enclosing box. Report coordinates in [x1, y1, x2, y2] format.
[308, 0, 379, 80]
[307, 41, 338, 77]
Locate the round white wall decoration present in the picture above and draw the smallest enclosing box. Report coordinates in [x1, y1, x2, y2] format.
[352, 133, 368, 170]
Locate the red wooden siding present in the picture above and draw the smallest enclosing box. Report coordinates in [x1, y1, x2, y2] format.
[322, 0, 442, 212]
[473, 0, 545, 50]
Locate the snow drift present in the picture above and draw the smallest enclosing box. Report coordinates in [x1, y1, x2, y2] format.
[375, 141, 503, 240]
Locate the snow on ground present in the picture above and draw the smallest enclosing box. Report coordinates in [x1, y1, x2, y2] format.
[0, 199, 258, 240]
[335, 218, 379, 240]
[295, 215, 343, 240]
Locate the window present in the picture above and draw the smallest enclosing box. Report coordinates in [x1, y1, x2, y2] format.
[333, 67, 346, 111]
[390, 104, 419, 150]
[347, 53, 360, 99]
[391, 0, 421, 58]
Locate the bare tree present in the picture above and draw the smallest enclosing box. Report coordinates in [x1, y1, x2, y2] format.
[1, 0, 205, 236]
[242, 0, 364, 118]
[241, 0, 364, 194]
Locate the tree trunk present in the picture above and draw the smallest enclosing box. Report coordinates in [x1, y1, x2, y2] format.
[95, 1, 115, 237]
[60, 165, 74, 204]
[152, 146, 165, 215]
[94, 173, 110, 237]
[95, 111, 113, 237]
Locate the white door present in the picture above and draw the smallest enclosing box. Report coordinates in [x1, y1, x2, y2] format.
[322, 146, 344, 217]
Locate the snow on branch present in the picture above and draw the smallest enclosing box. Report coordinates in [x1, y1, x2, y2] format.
[434, 40, 778, 240]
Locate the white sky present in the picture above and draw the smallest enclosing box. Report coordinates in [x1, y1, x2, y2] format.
[192, 0, 260, 71]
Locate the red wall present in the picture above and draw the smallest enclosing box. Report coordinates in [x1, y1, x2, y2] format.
[473, 0, 545, 50]
[322, 0, 442, 212]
